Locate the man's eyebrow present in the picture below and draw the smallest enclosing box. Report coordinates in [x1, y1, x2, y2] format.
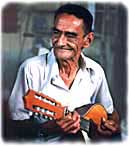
[65, 31, 78, 36]
[52, 27, 78, 36]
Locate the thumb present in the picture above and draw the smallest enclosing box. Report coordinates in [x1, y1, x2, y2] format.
[102, 117, 106, 122]
[100, 117, 106, 125]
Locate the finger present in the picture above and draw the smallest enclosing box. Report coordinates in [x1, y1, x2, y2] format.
[101, 118, 117, 130]
[56, 118, 74, 128]
[103, 121, 117, 132]
[100, 117, 106, 125]
[64, 121, 80, 133]
[98, 126, 112, 136]
[67, 126, 80, 134]
[57, 113, 73, 124]
[65, 112, 73, 119]
[57, 115, 79, 132]
[56, 112, 80, 133]
[61, 120, 76, 130]
[64, 114, 80, 133]
[71, 111, 80, 121]
[105, 120, 115, 126]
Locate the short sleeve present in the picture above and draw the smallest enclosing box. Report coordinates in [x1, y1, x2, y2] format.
[95, 70, 114, 114]
[8, 62, 30, 120]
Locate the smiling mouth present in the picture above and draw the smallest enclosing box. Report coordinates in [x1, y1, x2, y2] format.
[56, 47, 73, 51]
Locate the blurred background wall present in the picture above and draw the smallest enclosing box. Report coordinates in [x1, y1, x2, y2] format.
[1, 2, 127, 141]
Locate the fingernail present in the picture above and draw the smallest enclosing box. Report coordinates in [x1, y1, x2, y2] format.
[102, 117, 106, 122]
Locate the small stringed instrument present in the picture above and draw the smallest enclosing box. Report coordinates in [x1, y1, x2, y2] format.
[24, 89, 108, 137]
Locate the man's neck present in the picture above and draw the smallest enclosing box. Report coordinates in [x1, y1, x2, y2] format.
[59, 60, 79, 76]
[57, 59, 79, 88]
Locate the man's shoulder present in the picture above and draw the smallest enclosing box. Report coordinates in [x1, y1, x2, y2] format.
[20, 53, 48, 70]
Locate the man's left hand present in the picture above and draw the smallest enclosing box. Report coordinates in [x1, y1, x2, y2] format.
[97, 118, 120, 137]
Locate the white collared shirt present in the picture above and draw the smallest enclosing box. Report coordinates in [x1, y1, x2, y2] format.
[9, 49, 114, 121]
[8, 49, 114, 142]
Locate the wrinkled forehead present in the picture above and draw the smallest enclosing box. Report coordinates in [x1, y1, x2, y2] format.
[54, 13, 84, 31]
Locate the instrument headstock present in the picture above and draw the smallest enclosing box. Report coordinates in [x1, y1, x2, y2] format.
[24, 89, 67, 120]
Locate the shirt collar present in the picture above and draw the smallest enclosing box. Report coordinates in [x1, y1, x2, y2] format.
[80, 52, 94, 70]
[47, 49, 95, 89]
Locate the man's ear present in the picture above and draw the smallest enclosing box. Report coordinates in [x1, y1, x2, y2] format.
[83, 32, 94, 48]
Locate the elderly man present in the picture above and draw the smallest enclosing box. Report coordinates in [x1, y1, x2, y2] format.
[8, 3, 120, 143]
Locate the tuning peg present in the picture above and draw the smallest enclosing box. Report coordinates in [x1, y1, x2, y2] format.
[42, 98, 47, 103]
[35, 95, 42, 100]
[51, 101, 56, 106]
[35, 112, 38, 116]
[36, 107, 40, 111]
[46, 110, 51, 115]
[34, 95, 39, 99]
[29, 111, 33, 116]
[38, 96, 42, 100]
[41, 109, 45, 113]
[49, 117, 53, 120]
[44, 116, 48, 119]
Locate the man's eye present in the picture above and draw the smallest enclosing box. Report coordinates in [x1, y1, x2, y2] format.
[66, 33, 77, 39]
[66, 34, 76, 38]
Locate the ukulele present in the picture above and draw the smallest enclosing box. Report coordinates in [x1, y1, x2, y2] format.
[24, 89, 108, 138]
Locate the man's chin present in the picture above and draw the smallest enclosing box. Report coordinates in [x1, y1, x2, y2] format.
[54, 52, 74, 60]
[55, 48, 73, 54]
[55, 54, 74, 61]
[57, 56, 72, 60]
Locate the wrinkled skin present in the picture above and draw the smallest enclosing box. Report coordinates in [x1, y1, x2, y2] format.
[50, 13, 120, 138]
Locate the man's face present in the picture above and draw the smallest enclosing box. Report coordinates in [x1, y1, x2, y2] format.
[52, 13, 86, 62]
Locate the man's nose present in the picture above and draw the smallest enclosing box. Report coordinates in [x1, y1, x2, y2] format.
[57, 34, 67, 46]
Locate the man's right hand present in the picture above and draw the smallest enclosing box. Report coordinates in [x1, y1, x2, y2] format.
[56, 111, 80, 134]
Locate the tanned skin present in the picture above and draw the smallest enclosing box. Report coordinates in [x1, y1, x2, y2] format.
[51, 13, 120, 137]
